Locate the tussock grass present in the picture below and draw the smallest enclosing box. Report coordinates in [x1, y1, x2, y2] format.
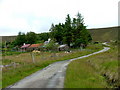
[2, 44, 103, 88]
[64, 44, 118, 88]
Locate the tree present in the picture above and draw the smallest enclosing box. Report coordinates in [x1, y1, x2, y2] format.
[26, 32, 37, 44]
[14, 32, 26, 46]
[55, 23, 64, 44]
[76, 12, 84, 26]
[49, 12, 92, 48]
[72, 12, 92, 47]
[63, 14, 72, 46]
[37, 32, 50, 42]
[49, 23, 64, 44]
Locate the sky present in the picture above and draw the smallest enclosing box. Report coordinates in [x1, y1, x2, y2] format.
[0, 0, 119, 36]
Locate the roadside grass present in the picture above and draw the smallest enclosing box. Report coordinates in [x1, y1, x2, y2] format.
[2, 43, 103, 88]
[64, 60, 109, 88]
[64, 44, 118, 88]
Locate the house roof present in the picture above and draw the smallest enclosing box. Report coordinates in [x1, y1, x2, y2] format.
[28, 44, 43, 48]
[20, 44, 31, 48]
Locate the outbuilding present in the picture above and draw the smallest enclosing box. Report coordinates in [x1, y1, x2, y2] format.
[20, 44, 31, 52]
[58, 44, 69, 51]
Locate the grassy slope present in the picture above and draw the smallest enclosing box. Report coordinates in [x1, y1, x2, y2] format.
[88, 26, 118, 42]
[1, 36, 16, 42]
[64, 44, 118, 88]
[2, 44, 103, 88]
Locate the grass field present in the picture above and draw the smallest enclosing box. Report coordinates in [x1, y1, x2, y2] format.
[64, 43, 118, 88]
[2, 43, 103, 88]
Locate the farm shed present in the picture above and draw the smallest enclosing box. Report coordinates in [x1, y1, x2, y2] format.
[44, 38, 51, 45]
[58, 44, 69, 51]
[20, 44, 31, 52]
[28, 44, 43, 51]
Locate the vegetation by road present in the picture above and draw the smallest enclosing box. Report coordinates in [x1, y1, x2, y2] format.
[2, 43, 103, 88]
[64, 43, 118, 88]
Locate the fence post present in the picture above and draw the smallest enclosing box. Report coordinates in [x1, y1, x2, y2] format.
[31, 52, 35, 63]
[13, 62, 16, 68]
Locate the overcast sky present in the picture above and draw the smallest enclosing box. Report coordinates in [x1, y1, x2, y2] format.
[0, 0, 119, 36]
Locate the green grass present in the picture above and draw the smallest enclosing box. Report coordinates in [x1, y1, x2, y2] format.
[64, 60, 109, 88]
[2, 44, 103, 88]
[102, 61, 118, 71]
[64, 44, 118, 88]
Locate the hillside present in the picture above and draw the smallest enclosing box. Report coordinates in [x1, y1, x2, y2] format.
[1, 36, 16, 42]
[1, 26, 119, 42]
[88, 26, 119, 42]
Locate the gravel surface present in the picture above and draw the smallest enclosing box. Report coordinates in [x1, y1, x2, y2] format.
[7, 47, 110, 88]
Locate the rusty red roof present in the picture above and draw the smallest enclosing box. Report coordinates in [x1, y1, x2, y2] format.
[28, 44, 43, 48]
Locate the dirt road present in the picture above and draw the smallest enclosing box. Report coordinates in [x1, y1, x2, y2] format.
[8, 47, 110, 88]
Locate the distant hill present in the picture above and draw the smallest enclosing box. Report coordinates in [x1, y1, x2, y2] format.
[1, 36, 17, 42]
[1, 26, 119, 42]
[88, 26, 119, 42]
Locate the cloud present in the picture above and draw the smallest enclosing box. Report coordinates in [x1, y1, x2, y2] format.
[0, 0, 119, 36]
